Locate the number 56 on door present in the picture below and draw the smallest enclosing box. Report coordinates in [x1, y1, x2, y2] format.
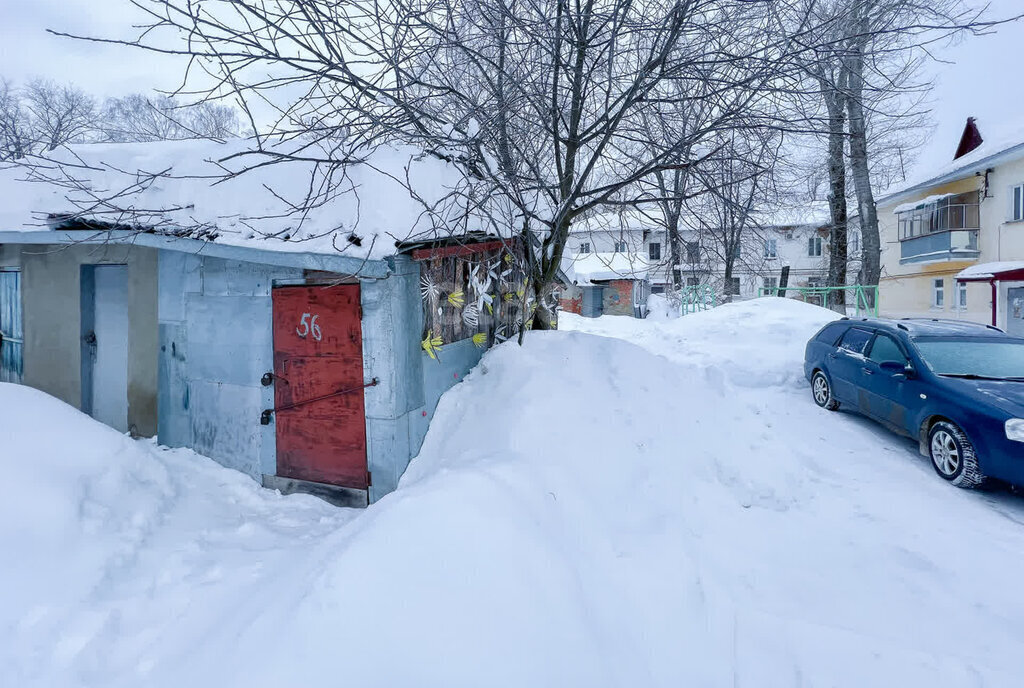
[296, 313, 322, 341]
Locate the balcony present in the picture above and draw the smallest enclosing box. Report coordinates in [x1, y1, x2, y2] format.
[899, 229, 980, 264]
[896, 192, 981, 264]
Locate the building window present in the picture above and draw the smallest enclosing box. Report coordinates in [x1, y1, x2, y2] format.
[764, 239, 777, 258]
[685, 242, 700, 263]
[733, 243, 742, 260]
[686, 277, 700, 287]
[614, 240, 627, 253]
[651, 285, 666, 294]
[763, 276, 778, 295]
[807, 237, 822, 257]
[849, 232, 859, 254]
[578, 242, 590, 254]
[807, 276, 824, 288]
[1014, 184, 1024, 221]
[957, 281, 967, 310]
[933, 278, 945, 308]
[726, 277, 741, 295]
[648, 242, 661, 261]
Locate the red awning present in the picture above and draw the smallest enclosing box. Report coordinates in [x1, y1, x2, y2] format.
[955, 263, 1024, 282]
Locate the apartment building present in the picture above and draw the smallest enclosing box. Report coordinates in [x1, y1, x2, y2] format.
[877, 117, 1024, 332]
[563, 206, 859, 301]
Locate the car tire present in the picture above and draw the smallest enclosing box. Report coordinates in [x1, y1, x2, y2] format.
[928, 421, 985, 489]
[811, 371, 839, 411]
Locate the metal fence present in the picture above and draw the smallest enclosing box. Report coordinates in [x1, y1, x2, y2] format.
[679, 284, 718, 315]
[757, 284, 879, 317]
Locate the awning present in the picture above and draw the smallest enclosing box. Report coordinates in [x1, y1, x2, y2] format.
[953, 262, 1024, 327]
[955, 262, 1024, 282]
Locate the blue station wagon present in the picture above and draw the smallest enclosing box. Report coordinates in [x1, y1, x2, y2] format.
[804, 318, 1024, 488]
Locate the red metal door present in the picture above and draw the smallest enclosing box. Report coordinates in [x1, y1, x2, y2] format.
[272, 284, 368, 488]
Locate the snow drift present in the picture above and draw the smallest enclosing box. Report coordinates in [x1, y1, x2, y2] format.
[4, 298, 1024, 687]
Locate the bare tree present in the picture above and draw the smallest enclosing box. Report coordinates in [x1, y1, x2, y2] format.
[682, 131, 783, 300]
[790, 0, 1007, 307]
[0, 79, 32, 161]
[101, 94, 241, 142]
[55, 0, 822, 329]
[22, 79, 97, 151]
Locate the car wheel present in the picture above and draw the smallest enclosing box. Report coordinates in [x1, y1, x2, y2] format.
[811, 371, 839, 411]
[928, 421, 985, 489]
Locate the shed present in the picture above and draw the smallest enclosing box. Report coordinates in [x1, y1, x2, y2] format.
[558, 252, 650, 318]
[0, 140, 521, 506]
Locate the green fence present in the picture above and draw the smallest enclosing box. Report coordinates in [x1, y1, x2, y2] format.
[757, 284, 879, 317]
[679, 284, 718, 315]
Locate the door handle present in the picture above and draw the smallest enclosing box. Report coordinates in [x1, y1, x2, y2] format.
[862, 367, 873, 375]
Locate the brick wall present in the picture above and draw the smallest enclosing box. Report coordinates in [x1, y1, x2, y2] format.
[602, 279, 635, 316]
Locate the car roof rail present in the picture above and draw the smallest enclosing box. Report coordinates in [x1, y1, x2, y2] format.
[898, 317, 1005, 333]
[901, 316, 995, 327]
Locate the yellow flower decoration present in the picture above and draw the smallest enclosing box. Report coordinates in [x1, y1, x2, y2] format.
[447, 289, 465, 308]
[472, 332, 488, 348]
[422, 331, 443, 359]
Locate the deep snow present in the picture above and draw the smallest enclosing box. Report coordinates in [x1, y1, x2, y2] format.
[0, 139, 514, 261]
[4, 298, 1024, 687]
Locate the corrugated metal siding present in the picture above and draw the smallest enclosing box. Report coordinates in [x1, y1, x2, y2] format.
[0, 270, 23, 383]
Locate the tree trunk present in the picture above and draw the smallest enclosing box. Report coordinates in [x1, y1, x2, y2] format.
[723, 255, 734, 302]
[822, 78, 848, 311]
[667, 213, 682, 290]
[847, 39, 881, 305]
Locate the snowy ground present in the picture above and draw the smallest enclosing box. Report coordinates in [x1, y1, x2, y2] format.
[4, 298, 1024, 687]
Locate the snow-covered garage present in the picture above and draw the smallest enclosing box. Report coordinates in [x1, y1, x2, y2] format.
[0, 139, 522, 506]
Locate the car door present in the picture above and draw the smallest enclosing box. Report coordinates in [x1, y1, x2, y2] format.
[827, 327, 874, 408]
[861, 332, 917, 434]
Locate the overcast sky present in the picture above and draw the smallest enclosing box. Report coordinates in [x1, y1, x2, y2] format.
[1, 0, 1022, 179]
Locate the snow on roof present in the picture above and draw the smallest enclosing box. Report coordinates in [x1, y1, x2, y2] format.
[570, 210, 657, 234]
[955, 261, 1024, 280]
[0, 138, 509, 262]
[563, 251, 650, 284]
[570, 201, 831, 236]
[882, 119, 1024, 204]
[751, 201, 830, 228]
[891, 193, 958, 215]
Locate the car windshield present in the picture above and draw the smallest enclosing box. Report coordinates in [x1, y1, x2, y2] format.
[914, 338, 1024, 379]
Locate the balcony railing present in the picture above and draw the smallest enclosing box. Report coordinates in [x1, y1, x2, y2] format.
[896, 195, 981, 264]
[899, 228, 980, 264]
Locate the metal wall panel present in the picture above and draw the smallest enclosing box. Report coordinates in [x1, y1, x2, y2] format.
[0, 270, 23, 383]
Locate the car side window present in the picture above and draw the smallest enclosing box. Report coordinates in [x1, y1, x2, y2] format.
[837, 328, 873, 356]
[815, 323, 848, 345]
[868, 334, 907, 365]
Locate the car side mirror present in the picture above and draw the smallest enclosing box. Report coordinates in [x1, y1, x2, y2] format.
[880, 360, 914, 378]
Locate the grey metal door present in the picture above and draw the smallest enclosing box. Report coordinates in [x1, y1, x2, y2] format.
[83, 265, 129, 432]
[1008, 288, 1024, 337]
[0, 269, 23, 384]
